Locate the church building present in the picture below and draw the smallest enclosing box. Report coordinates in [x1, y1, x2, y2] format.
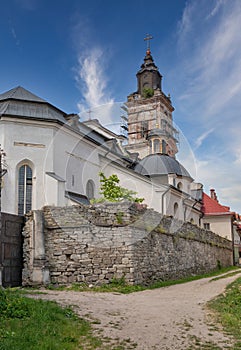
[0, 45, 204, 225]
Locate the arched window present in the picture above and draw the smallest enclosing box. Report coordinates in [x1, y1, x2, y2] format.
[177, 182, 183, 191]
[86, 180, 95, 200]
[18, 165, 32, 215]
[153, 139, 160, 153]
[174, 202, 178, 217]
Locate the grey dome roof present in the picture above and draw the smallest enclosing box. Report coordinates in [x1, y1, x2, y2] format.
[134, 153, 192, 178]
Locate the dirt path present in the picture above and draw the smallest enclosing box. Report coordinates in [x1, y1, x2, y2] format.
[30, 273, 241, 349]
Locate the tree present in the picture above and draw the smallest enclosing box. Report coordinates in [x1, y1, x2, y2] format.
[98, 172, 144, 203]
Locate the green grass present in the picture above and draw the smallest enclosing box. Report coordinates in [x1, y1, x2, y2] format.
[41, 266, 240, 294]
[210, 270, 241, 282]
[208, 277, 241, 350]
[0, 288, 137, 350]
[0, 288, 103, 350]
[1, 268, 240, 350]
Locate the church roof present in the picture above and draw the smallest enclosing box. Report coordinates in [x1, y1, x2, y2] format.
[0, 86, 67, 123]
[0, 86, 46, 103]
[134, 153, 192, 178]
[137, 51, 161, 76]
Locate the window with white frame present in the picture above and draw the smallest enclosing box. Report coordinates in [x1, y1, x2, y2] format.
[18, 164, 32, 215]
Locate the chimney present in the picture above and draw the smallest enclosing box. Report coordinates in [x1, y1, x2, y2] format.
[210, 189, 218, 202]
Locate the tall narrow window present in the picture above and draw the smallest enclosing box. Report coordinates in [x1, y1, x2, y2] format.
[18, 165, 32, 215]
[162, 140, 166, 154]
[174, 202, 178, 217]
[149, 140, 152, 154]
[153, 139, 160, 153]
[86, 180, 95, 200]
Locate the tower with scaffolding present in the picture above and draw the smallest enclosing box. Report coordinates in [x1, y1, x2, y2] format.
[124, 35, 179, 160]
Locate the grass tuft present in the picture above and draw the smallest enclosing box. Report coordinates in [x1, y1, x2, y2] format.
[208, 277, 241, 350]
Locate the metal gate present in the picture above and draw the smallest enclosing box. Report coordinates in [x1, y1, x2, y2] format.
[0, 213, 24, 287]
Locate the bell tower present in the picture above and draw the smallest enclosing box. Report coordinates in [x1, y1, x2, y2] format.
[124, 35, 179, 160]
[137, 34, 162, 97]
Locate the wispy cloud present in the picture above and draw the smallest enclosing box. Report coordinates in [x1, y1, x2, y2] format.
[177, 0, 241, 119]
[75, 48, 113, 112]
[10, 27, 20, 46]
[205, 0, 225, 20]
[175, 0, 241, 212]
[71, 16, 114, 123]
[194, 128, 214, 150]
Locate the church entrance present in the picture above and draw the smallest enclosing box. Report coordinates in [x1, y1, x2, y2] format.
[0, 213, 24, 287]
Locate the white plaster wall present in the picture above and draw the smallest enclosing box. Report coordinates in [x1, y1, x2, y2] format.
[165, 190, 184, 221]
[52, 126, 101, 199]
[1, 118, 55, 214]
[202, 215, 233, 240]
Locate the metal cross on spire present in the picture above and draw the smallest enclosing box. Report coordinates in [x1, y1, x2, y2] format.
[144, 34, 153, 53]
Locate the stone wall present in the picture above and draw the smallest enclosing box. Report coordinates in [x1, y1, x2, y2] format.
[22, 202, 233, 286]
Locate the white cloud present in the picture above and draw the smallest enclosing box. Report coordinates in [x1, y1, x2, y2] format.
[194, 128, 214, 150]
[176, 0, 241, 123]
[177, 1, 195, 45]
[195, 155, 241, 213]
[71, 15, 114, 122]
[75, 47, 113, 112]
[175, 0, 241, 213]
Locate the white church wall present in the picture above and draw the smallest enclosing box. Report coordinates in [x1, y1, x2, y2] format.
[1, 119, 57, 214]
[45, 173, 67, 207]
[51, 126, 101, 199]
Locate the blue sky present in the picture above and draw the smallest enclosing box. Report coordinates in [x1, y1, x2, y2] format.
[1, 0, 241, 213]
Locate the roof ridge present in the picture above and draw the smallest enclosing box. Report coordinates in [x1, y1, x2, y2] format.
[0, 86, 47, 103]
[9, 86, 19, 98]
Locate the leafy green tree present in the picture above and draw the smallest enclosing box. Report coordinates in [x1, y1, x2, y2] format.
[98, 172, 144, 203]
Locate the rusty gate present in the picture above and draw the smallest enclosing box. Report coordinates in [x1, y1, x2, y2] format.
[0, 213, 24, 287]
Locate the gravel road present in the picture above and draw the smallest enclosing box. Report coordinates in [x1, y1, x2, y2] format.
[31, 272, 241, 349]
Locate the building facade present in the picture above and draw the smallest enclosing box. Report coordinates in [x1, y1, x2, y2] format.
[0, 85, 202, 224]
[202, 189, 241, 264]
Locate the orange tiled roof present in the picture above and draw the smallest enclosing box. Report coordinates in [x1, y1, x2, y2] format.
[202, 192, 232, 215]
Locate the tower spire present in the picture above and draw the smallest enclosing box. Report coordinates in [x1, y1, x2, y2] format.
[144, 34, 153, 55]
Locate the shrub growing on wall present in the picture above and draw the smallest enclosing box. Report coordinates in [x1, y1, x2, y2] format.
[97, 172, 144, 203]
[143, 87, 154, 98]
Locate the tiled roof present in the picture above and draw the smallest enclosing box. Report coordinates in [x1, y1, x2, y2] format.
[202, 192, 232, 215]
